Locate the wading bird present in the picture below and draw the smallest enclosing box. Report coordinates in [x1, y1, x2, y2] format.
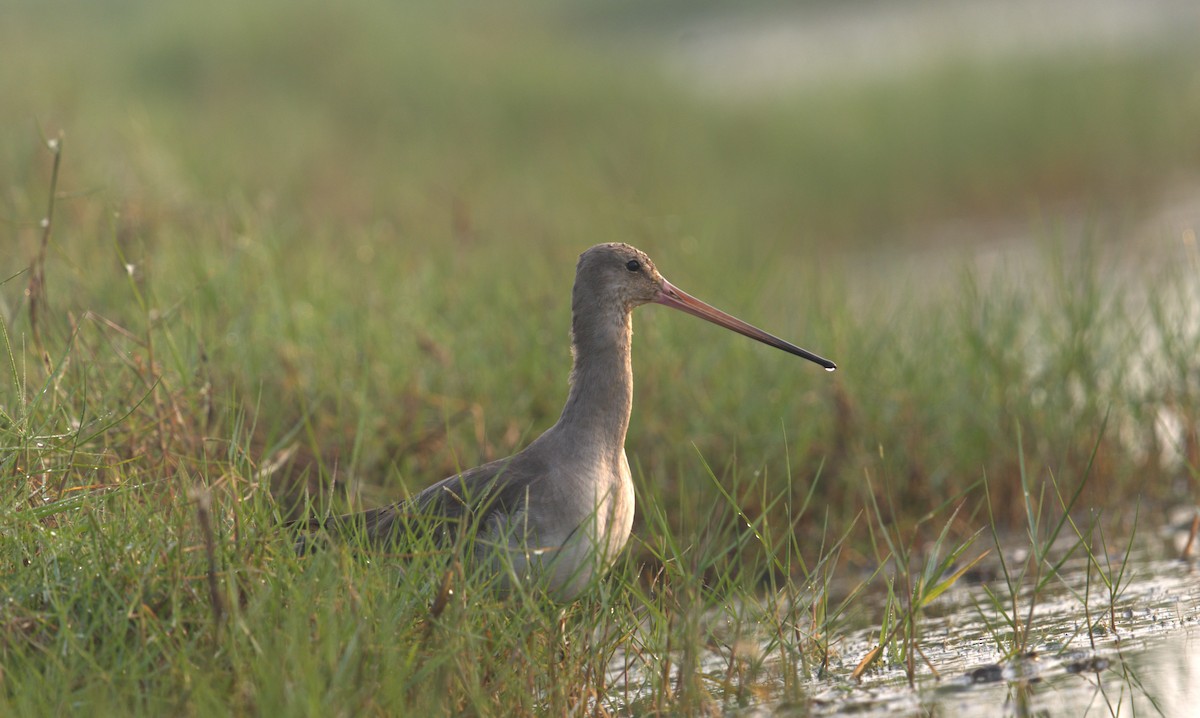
[306, 243, 834, 599]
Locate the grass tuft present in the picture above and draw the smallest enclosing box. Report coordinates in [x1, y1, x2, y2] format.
[3, 1, 1200, 713]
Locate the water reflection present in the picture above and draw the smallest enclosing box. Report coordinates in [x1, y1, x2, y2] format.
[921, 638, 1196, 716]
[835, 557, 1200, 716]
[604, 554, 1200, 715]
[1123, 632, 1200, 717]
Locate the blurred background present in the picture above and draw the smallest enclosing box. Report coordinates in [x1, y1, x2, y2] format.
[6, 0, 1199, 248]
[3, 0, 1200, 536]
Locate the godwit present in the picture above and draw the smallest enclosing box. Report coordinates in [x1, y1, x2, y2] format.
[308, 243, 834, 598]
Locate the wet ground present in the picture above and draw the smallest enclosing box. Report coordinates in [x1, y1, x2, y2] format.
[810, 553, 1200, 716]
[608, 537, 1200, 715]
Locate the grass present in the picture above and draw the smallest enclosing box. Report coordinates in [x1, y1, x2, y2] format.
[3, 0, 1200, 714]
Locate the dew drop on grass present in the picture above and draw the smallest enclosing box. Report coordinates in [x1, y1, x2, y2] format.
[825, 366, 836, 372]
[39, 218, 49, 229]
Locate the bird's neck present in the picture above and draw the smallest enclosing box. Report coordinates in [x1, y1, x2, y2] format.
[554, 302, 634, 457]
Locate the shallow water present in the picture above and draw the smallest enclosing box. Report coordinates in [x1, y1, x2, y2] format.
[608, 544, 1200, 716]
[812, 555, 1200, 716]
[657, 0, 1200, 98]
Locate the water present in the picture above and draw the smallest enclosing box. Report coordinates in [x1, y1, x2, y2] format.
[658, 0, 1200, 99]
[819, 554, 1200, 716]
[606, 546, 1200, 715]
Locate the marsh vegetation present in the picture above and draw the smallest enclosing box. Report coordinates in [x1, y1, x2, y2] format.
[2, 1, 1199, 714]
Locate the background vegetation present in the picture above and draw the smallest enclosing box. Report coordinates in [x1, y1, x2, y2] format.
[3, 0, 1198, 713]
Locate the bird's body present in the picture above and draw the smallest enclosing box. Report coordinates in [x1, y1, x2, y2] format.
[310, 243, 834, 599]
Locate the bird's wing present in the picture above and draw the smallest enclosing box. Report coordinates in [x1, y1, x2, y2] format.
[306, 452, 545, 549]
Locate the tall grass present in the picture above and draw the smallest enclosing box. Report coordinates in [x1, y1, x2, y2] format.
[3, 0, 1200, 713]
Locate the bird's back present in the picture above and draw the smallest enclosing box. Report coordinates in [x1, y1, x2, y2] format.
[304, 439, 632, 599]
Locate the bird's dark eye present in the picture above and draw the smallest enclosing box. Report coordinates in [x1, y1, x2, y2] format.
[625, 259, 641, 272]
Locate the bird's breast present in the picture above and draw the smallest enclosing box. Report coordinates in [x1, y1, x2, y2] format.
[487, 447, 635, 599]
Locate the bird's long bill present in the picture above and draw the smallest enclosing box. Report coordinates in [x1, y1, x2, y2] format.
[654, 278, 837, 371]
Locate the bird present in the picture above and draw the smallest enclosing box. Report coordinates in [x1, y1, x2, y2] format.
[305, 243, 835, 599]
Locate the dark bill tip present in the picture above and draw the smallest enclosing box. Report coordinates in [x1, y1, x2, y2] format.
[654, 278, 836, 372]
